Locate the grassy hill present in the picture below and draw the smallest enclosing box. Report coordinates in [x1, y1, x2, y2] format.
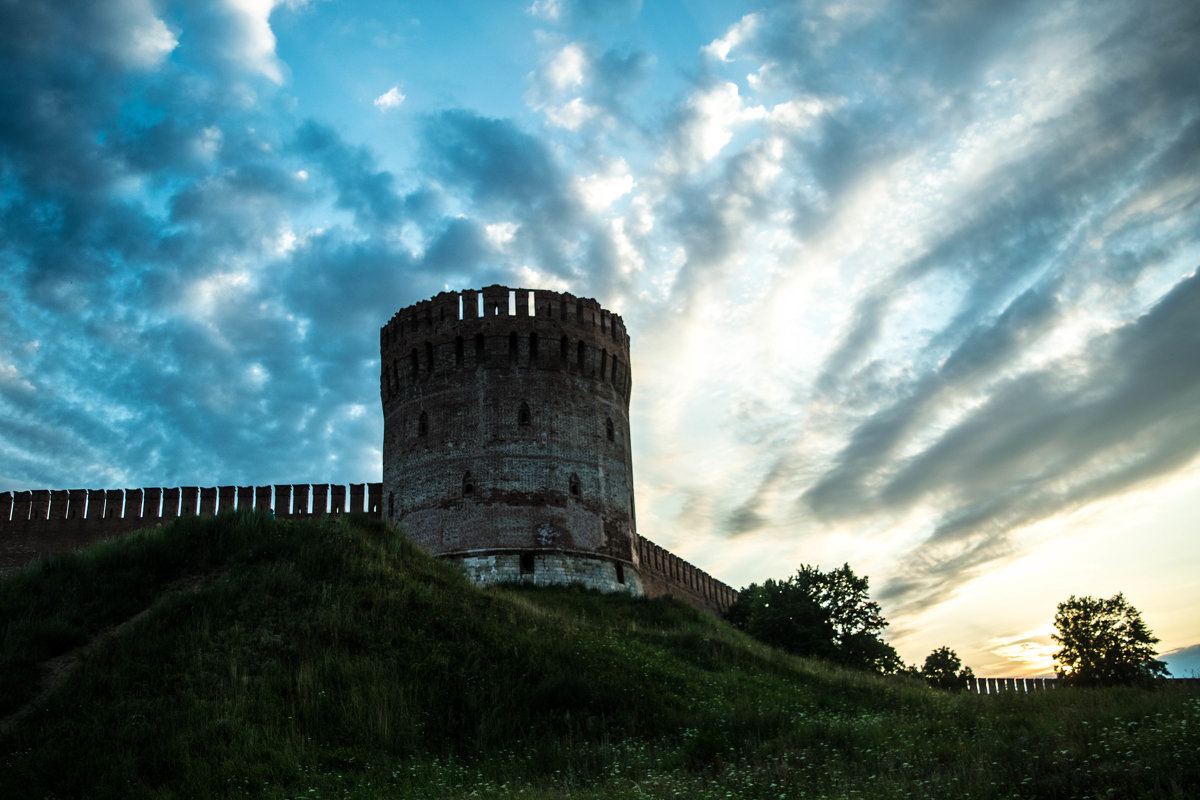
[0, 512, 1195, 799]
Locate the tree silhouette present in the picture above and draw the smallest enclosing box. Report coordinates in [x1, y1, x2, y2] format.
[727, 563, 901, 673]
[1052, 593, 1168, 687]
[919, 646, 975, 692]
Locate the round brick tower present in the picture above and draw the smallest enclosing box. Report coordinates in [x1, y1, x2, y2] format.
[380, 286, 642, 594]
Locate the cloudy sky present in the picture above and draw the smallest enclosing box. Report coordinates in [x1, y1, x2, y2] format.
[2, 0, 1198, 676]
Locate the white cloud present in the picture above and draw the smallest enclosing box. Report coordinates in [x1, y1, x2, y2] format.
[546, 43, 587, 90]
[574, 160, 634, 210]
[121, 0, 178, 68]
[222, 0, 288, 83]
[485, 221, 519, 249]
[373, 85, 406, 111]
[544, 97, 599, 130]
[660, 82, 767, 172]
[528, 0, 562, 21]
[703, 12, 760, 62]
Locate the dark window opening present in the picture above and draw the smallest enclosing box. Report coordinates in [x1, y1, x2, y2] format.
[509, 331, 518, 362]
[606, 417, 615, 442]
[475, 332, 485, 362]
[520, 552, 535, 574]
[615, 563, 625, 584]
[569, 473, 581, 497]
[600, 349, 608, 379]
[519, 401, 531, 426]
[577, 341, 586, 371]
[462, 471, 474, 496]
[410, 348, 419, 377]
[418, 411, 428, 437]
[455, 336, 464, 366]
[576, 300, 582, 320]
[425, 341, 435, 372]
[529, 332, 538, 363]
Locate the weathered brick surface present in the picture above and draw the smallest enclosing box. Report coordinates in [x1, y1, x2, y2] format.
[379, 286, 737, 614]
[381, 286, 641, 592]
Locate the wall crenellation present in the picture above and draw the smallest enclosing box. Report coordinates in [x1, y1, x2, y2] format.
[381, 286, 630, 348]
[0, 483, 383, 575]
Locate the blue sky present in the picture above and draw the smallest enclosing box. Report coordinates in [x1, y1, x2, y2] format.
[2, 0, 1198, 677]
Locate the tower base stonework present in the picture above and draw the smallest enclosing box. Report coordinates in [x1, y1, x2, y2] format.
[451, 551, 644, 595]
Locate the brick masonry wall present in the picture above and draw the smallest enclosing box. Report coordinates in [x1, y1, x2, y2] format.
[380, 286, 640, 587]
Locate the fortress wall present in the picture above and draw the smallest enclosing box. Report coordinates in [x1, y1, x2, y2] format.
[634, 534, 737, 616]
[0, 482, 383, 575]
[0, 481, 737, 617]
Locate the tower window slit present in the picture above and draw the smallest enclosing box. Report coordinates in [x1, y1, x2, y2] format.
[456, 336, 464, 366]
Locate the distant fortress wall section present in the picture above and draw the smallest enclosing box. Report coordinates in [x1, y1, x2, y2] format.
[380, 286, 644, 597]
[635, 535, 738, 617]
[0, 483, 382, 576]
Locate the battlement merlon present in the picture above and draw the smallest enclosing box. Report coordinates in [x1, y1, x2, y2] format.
[380, 286, 630, 353]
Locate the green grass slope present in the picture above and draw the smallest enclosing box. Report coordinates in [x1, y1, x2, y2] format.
[0, 512, 1196, 799]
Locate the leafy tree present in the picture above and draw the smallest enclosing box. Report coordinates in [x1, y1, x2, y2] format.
[1052, 593, 1168, 687]
[919, 646, 975, 692]
[727, 563, 901, 673]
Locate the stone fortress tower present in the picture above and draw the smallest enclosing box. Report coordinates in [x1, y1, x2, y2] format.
[0, 284, 736, 614]
[380, 286, 642, 593]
